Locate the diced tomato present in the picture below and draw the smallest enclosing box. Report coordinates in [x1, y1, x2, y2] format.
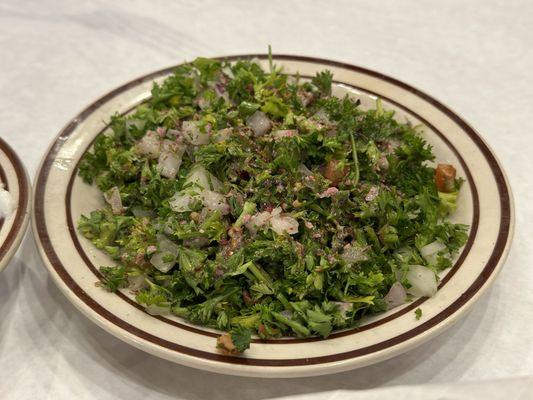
[435, 164, 456, 193]
[216, 333, 237, 354]
[320, 159, 349, 186]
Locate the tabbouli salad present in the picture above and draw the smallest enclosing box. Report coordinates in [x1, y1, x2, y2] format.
[78, 53, 468, 354]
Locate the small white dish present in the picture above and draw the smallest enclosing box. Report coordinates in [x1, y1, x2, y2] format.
[32, 55, 514, 377]
[0, 138, 31, 273]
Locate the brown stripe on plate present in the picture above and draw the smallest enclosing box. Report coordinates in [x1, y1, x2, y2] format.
[33, 55, 512, 366]
[0, 161, 7, 234]
[0, 137, 30, 263]
[61, 75, 480, 344]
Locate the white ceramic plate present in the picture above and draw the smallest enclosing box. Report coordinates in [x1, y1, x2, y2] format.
[33, 55, 514, 378]
[0, 138, 31, 273]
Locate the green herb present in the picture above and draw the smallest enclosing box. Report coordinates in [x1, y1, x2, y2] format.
[230, 325, 252, 353]
[415, 308, 423, 320]
[77, 54, 468, 352]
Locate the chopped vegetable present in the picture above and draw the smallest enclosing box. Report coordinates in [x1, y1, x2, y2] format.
[435, 163, 457, 193]
[77, 54, 468, 353]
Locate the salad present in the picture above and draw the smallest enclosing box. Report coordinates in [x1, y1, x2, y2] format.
[78, 54, 468, 354]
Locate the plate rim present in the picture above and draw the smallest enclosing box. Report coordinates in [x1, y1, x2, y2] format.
[0, 137, 31, 272]
[31, 54, 515, 377]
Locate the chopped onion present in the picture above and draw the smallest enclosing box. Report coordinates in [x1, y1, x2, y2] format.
[384, 282, 407, 309]
[157, 140, 185, 179]
[270, 215, 299, 235]
[149, 251, 175, 273]
[406, 265, 438, 297]
[365, 186, 380, 202]
[103, 186, 123, 215]
[157, 152, 182, 179]
[270, 207, 282, 217]
[244, 208, 298, 236]
[182, 121, 209, 145]
[169, 192, 196, 212]
[246, 111, 272, 137]
[128, 274, 148, 291]
[200, 190, 230, 214]
[318, 187, 339, 198]
[341, 244, 369, 264]
[272, 129, 298, 139]
[136, 130, 161, 158]
[419, 240, 447, 265]
[185, 164, 222, 191]
[245, 211, 272, 234]
[145, 305, 170, 316]
[222, 66, 234, 79]
[213, 128, 233, 143]
[333, 301, 353, 316]
[150, 235, 180, 273]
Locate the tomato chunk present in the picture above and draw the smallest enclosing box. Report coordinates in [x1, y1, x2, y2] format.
[320, 159, 349, 186]
[435, 164, 456, 193]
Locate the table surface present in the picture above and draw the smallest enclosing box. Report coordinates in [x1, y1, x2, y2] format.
[1, 1, 532, 399]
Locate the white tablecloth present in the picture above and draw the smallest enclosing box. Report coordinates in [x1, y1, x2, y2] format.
[1, 1, 531, 399]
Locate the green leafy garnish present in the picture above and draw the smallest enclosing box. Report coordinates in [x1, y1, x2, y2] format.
[77, 53, 468, 353]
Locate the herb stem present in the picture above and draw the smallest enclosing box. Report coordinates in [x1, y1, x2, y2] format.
[350, 131, 360, 185]
[271, 311, 310, 337]
[268, 44, 273, 74]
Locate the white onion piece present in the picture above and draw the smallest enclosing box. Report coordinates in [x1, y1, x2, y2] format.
[149, 251, 175, 273]
[246, 111, 272, 137]
[200, 190, 230, 214]
[169, 192, 196, 212]
[341, 244, 369, 264]
[245, 211, 272, 234]
[333, 301, 353, 316]
[270, 207, 282, 217]
[145, 305, 170, 316]
[270, 215, 299, 235]
[182, 121, 209, 145]
[103, 186, 123, 215]
[384, 282, 407, 309]
[136, 130, 161, 158]
[157, 140, 185, 179]
[150, 235, 180, 273]
[272, 129, 298, 139]
[420, 240, 447, 264]
[222, 66, 234, 79]
[185, 164, 222, 191]
[157, 151, 182, 179]
[213, 128, 233, 143]
[406, 265, 438, 297]
[157, 234, 180, 254]
[128, 274, 148, 291]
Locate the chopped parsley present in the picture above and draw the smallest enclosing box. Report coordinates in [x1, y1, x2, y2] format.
[77, 55, 467, 352]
